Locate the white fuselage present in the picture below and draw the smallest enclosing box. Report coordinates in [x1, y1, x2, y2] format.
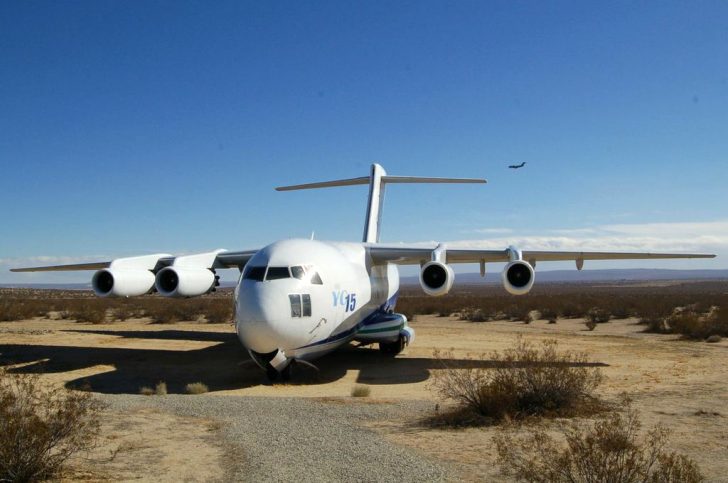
[233, 239, 400, 367]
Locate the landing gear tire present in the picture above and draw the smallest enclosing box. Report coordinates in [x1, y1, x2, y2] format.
[281, 362, 293, 381]
[379, 336, 405, 356]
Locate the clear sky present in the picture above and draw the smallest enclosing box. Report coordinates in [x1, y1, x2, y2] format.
[1, 1, 727, 283]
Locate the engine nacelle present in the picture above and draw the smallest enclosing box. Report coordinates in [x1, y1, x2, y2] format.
[92, 268, 155, 298]
[419, 261, 455, 297]
[155, 267, 216, 298]
[501, 260, 535, 295]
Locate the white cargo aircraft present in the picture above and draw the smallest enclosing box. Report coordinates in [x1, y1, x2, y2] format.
[12, 164, 715, 379]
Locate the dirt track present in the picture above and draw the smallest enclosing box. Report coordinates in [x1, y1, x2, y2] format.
[1, 315, 727, 481]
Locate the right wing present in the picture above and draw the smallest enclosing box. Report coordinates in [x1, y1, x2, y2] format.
[367, 244, 716, 266]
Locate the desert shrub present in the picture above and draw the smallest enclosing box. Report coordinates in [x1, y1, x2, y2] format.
[706, 335, 722, 343]
[461, 308, 490, 322]
[68, 301, 108, 324]
[538, 307, 559, 321]
[204, 300, 233, 323]
[640, 316, 670, 334]
[0, 369, 103, 482]
[185, 382, 209, 394]
[494, 405, 704, 483]
[586, 307, 611, 324]
[585, 320, 597, 331]
[351, 384, 371, 397]
[155, 381, 167, 395]
[430, 339, 603, 425]
[505, 305, 532, 322]
[139, 386, 155, 396]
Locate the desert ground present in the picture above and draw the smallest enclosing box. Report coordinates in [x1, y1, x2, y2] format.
[1, 306, 727, 481]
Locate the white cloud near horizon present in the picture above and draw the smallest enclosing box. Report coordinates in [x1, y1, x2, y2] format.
[424, 220, 728, 256]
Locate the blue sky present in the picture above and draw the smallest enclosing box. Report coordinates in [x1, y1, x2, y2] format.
[1, 1, 727, 283]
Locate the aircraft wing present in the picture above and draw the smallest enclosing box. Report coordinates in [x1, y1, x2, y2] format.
[367, 244, 716, 266]
[10, 250, 258, 273]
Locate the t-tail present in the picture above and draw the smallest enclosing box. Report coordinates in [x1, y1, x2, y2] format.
[275, 163, 487, 243]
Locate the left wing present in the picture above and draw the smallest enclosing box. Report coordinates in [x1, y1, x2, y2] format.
[10, 250, 258, 273]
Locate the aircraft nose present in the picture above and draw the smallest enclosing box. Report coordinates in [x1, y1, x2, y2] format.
[235, 282, 301, 353]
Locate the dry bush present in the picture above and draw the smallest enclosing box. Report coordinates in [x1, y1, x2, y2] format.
[203, 300, 233, 323]
[351, 384, 371, 397]
[706, 335, 722, 343]
[155, 381, 168, 395]
[586, 307, 611, 324]
[68, 301, 108, 324]
[585, 320, 597, 331]
[669, 307, 728, 340]
[0, 369, 104, 482]
[185, 382, 209, 394]
[494, 405, 704, 483]
[430, 339, 603, 426]
[139, 386, 155, 396]
[640, 316, 670, 334]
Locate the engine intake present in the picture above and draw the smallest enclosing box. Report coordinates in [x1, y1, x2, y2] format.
[419, 261, 454, 297]
[92, 269, 155, 298]
[155, 267, 216, 298]
[501, 260, 535, 295]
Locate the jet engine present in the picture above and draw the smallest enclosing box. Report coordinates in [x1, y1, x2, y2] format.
[419, 261, 455, 297]
[155, 267, 218, 298]
[92, 268, 155, 298]
[501, 260, 535, 295]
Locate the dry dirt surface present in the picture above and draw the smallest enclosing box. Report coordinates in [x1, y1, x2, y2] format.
[1, 314, 727, 481]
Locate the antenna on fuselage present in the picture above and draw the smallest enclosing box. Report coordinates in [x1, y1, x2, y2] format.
[275, 164, 487, 243]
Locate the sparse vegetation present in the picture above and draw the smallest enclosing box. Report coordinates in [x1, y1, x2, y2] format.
[139, 386, 155, 396]
[155, 381, 168, 395]
[585, 306, 611, 324]
[0, 369, 104, 482]
[0, 288, 234, 324]
[351, 384, 371, 397]
[495, 404, 704, 483]
[430, 339, 603, 426]
[185, 382, 209, 394]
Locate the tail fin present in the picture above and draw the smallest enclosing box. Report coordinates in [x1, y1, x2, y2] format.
[276, 163, 486, 243]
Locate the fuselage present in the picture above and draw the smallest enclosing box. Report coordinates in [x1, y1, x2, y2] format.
[233, 239, 400, 369]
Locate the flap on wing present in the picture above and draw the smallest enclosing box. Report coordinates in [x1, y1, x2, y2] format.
[367, 245, 510, 265]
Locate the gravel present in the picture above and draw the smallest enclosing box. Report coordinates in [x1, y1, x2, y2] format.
[101, 394, 449, 482]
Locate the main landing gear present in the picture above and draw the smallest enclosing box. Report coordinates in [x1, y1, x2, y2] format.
[379, 335, 406, 356]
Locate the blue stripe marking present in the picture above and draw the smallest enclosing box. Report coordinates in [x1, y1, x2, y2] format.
[295, 291, 400, 350]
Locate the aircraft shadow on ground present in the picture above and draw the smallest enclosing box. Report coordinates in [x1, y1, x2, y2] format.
[0, 328, 608, 394]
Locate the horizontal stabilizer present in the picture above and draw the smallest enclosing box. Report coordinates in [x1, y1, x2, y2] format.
[275, 177, 370, 191]
[275, 175, 486, 191]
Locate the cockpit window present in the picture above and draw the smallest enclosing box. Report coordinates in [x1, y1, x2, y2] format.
[291, 266, 305, 280]
[289, 294, 302, 317]
[302, 294, 312, 316]
[289, 293, 312, 318]
[244, 266, 266, 281]
[291, 265, 323, 285]
[266, 267, 290, 280]
[309, 271, 323, 285]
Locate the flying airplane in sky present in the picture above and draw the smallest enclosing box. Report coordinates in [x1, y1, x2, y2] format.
[11, 164, 715, 379]
[508, 162, 526, 169]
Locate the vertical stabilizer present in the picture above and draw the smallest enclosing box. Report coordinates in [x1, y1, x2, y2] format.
[363, 164, 387, 243]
